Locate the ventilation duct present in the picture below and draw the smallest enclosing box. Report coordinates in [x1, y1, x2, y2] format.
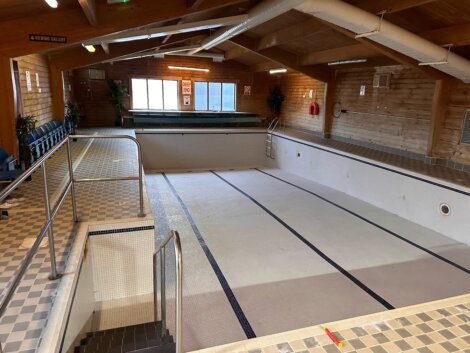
[189, 0, 305, 54]
[295, 0, 470, 83]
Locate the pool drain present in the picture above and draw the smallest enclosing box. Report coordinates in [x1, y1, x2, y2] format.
[439, 203, 451, 216]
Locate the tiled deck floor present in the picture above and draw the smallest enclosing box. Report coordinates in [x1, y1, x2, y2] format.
[0, 129, 152, 353]
[191, 294, 470, 353]
[279, 128, 470, 189]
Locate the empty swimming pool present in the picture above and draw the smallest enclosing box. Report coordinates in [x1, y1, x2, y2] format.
[140, 129, 470, 352]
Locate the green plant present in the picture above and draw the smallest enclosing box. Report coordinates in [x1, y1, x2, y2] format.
[65, 101, 80, 133]
[107, 79, 129, 126]
[16, 115, 36, 166]
[267, 86, 285, 117]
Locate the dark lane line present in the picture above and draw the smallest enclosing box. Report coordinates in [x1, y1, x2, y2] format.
[211, 171, 395, 310]
[162, 173, 257, 339]
[254, 168, 470, 275]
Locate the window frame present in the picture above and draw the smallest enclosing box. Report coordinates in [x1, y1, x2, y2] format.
[194, 81, 237, 112]
[130, 77, 180, 110]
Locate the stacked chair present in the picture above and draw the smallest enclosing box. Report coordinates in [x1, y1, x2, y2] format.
[27, 119, 67, 163]
[0, 148, 21, 190]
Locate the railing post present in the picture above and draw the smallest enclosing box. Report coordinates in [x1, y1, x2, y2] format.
[174, 232, 183, 353]
[41, 164, 61, 280]
[136, 140, 145, 218]
[160, 247, 166, 336]
[153, 253, 158, 322]
[66, 137, 78, 222]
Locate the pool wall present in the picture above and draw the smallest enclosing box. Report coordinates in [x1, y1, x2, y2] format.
[269, 132, 470, 244]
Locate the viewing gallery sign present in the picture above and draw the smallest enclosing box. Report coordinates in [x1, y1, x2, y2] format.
[29, 34, 67, 43]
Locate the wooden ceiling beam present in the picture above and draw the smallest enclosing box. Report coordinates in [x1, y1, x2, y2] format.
[229, 34, 334, 82]
[350, 0, 436, 14]
[322, 22, 451, 81]
[421, 23, 470, 47]
[299, 44, 379, 66]
[257, 17, 325, 51]
[50, 32, 202, 70]
[225, 45, 250, 60]
[78, 0, 98, 26]
[1, 0, 245, 57]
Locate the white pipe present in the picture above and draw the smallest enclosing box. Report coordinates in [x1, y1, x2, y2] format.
[101, 45, 201, 63]
[83, 15, 248, 46]
[295, 0, 470, 83]
[189, 0, 305, 55]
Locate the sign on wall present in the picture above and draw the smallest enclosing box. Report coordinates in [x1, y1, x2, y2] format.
[183, 96, 191, 106]
[244, 85, 251, 96]
[182, 80, 192, 95]
[29, 34, 67, 44]
[25, 71, 32, 92]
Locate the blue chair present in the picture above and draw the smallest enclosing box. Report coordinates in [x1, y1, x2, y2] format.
[0, 148, 21, 190]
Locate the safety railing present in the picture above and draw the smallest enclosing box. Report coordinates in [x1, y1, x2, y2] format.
[0, 134, 145, 353]
[266, 117, 280, 158]
[153, 230, 183, 353]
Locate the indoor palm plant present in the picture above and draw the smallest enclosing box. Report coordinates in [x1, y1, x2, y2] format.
[65, 101, 80, 134]
[16, 114, 36, 169]
[107, 79, 129, 127]
[267, 85, 285, 120]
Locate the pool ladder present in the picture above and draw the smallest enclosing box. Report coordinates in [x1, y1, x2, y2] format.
[266, 117, 280, 159]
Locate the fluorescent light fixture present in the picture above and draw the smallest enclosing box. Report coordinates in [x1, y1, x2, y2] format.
[83, 44, 96, 53]
[44, 0, 58, 8]
[328, 59, 367, 66]
[269, 68, 287, 74]
[168, 66, 209, 72]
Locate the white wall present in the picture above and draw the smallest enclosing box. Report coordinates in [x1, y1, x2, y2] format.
[136, 129, 266, 171]
[269, 133, 470, 244]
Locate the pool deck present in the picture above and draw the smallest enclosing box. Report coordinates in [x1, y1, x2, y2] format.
[0, 129, 152, 353]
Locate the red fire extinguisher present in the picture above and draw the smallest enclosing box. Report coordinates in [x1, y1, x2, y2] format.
[309, 90, 320, 116]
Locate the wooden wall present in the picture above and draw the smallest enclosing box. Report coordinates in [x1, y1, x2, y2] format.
[278, 73, 325, 133]
[436, 82, 470, 165]
[72, 56, 272, 127]
[15, 54, 54, 127]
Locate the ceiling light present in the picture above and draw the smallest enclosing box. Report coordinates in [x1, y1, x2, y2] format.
[328, 59, 367, 66]
[269, 68, 287, 74]
[168, 66, 209, 72]
[83, 44, 96, 53]
[44, 0, 58, 8]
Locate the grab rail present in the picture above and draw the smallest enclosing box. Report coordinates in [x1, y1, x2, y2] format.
[69, 134, 145, 217]
[0, 133, 145, 353]
[153, 230, 183, 353]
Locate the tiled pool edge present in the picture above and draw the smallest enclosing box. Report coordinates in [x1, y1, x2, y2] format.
[188, 294, 470, 353]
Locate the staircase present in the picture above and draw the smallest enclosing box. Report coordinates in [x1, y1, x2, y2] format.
[74, 321, 175, 353]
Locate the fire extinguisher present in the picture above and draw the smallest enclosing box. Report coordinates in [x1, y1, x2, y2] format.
[309, 90, 320, 116]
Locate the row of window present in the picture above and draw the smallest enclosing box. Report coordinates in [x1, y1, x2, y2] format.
[131, 78, 236, 111]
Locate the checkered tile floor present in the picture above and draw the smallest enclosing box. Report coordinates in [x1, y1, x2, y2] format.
[222, 298, 470, 353]
[281, 128, 470, 189]
[0, 129, 152, 353]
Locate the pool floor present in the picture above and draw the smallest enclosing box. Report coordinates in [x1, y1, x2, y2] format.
[145, 168, 470, 352]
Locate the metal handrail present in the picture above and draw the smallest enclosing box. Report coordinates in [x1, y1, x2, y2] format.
[69, 134, 145, 217]
[0, 133, 145, 353]
[153, 230, 183, 353]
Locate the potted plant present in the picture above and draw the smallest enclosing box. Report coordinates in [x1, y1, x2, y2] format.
[65, 101, 80, 135]
[107, 79, 129, 127]
[267, 85, 285, 123]
[16, 114, 36, 169]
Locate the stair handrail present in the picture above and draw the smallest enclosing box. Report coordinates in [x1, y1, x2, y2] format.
[154, 230, 183, 353]
[267, 117, 279, 133]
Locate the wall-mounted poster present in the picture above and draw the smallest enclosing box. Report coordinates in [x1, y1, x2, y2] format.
[182, 80, 192, 95]
[244, 85, 251, 96]
[25, 71, 32, 92]
[183, 95, 191, 106]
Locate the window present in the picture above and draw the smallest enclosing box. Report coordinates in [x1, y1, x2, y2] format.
[131, 78, 178, 110]
[194, 82, 236, 111]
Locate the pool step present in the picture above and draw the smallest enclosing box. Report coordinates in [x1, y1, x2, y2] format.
[74, 321, 175, 353]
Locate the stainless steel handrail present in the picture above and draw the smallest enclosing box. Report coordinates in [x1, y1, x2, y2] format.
[0, 133, 145, 353]
[69, 134, 145, 217]
[153, 230, 183, 353]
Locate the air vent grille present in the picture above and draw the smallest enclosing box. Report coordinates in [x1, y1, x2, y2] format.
[460, 109, 470, 145]
[373, 73, 390, 88]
